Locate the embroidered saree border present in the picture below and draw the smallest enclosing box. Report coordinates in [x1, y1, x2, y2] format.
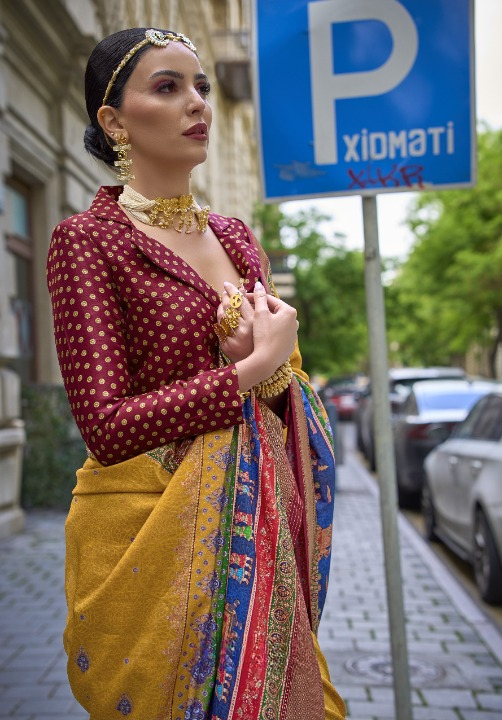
[173, 430, 239, 719]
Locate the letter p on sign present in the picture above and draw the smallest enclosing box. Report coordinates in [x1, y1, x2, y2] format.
[309, 0, 418, 165]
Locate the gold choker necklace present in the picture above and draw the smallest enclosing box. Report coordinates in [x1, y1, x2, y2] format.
[118, 185, 210, 234]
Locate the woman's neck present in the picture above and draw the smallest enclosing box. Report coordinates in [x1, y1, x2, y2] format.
[126, 165, 192, 200]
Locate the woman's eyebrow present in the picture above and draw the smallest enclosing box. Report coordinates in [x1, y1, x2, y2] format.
[150, 69, 184, 80]
[149, 70, 209, 82]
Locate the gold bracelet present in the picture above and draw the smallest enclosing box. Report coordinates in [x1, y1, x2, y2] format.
[254, 360, 293, 398]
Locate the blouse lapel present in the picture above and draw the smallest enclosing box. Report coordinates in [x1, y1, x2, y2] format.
[210, 214, 262, 294]
[90, 187, 263, 304]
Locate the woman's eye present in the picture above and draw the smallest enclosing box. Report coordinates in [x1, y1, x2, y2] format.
[156, 81, 176, 93]
[198, 82, 211, 97]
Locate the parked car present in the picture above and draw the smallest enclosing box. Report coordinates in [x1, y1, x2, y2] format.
[321, 375, 367, 422]
[422, 389, 502, 604]
[393, 379, 496, 507]
[355, 367, 466, 469]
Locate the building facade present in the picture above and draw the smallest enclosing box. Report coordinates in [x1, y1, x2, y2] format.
[0, 0, 259, 535]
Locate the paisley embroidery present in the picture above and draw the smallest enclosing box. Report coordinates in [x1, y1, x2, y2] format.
[147, 437, 194, 473]
[75, 647, 89, 673]
[116, 693, 132, 716]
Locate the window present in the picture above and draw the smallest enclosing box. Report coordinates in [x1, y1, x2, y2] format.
[456, 395, 502, 441]
[5, 182, 35, 383]
[402, 393, 418, 415]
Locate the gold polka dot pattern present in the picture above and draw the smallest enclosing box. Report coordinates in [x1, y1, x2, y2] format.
[46, 185, 263, 466]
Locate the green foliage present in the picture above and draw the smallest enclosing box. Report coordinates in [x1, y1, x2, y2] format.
[388, 128, 502, 376]
[253, 202, 368, 375]
[21, 384, 85, 508]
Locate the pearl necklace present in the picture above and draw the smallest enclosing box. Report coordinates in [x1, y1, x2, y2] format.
[118, 185, 210, 234]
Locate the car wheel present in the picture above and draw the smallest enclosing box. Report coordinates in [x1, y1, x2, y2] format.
[395, 462, 419, 509]
[421, 479, 438, 542]
[397, 483, 419, 510]
[473, 508, 502, 605]
[368, 437, 376, 471]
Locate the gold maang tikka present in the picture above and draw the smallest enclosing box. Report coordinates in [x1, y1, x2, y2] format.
[113, 134, 135, 182]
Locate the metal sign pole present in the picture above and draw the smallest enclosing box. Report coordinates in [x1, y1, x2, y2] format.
[362, 195, 413, 720]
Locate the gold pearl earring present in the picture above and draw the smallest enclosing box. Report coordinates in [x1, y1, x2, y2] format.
[113, 133, 135, 182]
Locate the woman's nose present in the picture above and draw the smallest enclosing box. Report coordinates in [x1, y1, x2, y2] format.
[187, 88, 207, 113]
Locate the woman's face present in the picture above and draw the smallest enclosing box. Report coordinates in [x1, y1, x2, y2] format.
[116, 41, 212, 171]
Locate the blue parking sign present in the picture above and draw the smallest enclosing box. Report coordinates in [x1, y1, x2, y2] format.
[253, 0, 475, 201]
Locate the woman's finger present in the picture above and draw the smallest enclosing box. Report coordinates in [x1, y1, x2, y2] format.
[244, 291, 289, 313]
[253, 280, 268, 310]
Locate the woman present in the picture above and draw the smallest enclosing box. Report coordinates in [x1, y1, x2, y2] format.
[47, 28, 345, 720]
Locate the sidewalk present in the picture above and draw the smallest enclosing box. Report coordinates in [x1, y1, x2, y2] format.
[0, 432, 501, 720]
[321, 426, 502, 720]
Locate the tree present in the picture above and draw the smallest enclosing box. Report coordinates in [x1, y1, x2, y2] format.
[388, 128, 502, 376]
[252, 203, 368, 375]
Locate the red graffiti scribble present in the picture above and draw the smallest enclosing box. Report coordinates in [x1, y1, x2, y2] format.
[348, 164, 425, 190]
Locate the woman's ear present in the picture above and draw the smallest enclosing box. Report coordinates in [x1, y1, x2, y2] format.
[97, 106, 126, 144]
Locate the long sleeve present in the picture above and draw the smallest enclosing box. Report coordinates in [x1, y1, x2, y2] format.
[47, 220, 243, 466]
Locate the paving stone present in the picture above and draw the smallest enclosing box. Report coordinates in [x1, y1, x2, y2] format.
[13, 697, 75, 715]
[0, 685, 54, 700]
[0, 700, 23, 715]
[476, 693, 502, 711]
[443, 643, 492, 655]
[334, 685, 369, 701]
[412, 707, 459, 720]
[4, 651, 61, 671]
[421, 688, 478, 709]
[347, 700, 396, 718]
[0, 670, 46, 686]
[407, 640, 447, 654]
[67, 703, 89, 719]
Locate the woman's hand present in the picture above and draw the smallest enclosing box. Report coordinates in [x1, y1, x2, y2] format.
[216, 281, 255, 363]
[234, 281, 299, 392]
[251, 281, 298, 375]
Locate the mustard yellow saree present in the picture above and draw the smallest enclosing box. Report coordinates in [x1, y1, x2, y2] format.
[64, 372, 344, 719]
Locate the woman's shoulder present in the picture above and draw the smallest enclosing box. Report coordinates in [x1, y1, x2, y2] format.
[52, 210, 92, 235]
[51, 186, 122, 239]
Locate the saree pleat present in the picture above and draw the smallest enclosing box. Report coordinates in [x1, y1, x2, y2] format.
[64, 375, 344, 719]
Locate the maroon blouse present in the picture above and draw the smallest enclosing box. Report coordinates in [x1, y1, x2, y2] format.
[47, 185, 263, 466]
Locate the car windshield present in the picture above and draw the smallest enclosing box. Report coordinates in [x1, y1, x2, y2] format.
[418, 391, 485, 412]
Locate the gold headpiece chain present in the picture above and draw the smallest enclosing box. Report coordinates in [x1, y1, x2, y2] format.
[102, 29, 198, 106]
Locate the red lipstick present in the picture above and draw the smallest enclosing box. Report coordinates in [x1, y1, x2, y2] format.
[183, 123, 208, 140]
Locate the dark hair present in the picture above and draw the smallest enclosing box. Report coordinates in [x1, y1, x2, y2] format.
[84, 28, 173, 167]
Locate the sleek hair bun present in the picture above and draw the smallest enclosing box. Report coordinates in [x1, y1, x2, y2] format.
[84, 123, 114, 165]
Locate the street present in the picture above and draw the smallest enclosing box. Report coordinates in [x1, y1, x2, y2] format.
[342, 420, 502, 633]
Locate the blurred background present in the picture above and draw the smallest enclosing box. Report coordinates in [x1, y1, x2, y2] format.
[0, 0, 501, 546]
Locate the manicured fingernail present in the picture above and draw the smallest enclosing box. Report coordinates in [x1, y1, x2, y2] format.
[254, 280, 264, 290]
[223, 281, 233, 290]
